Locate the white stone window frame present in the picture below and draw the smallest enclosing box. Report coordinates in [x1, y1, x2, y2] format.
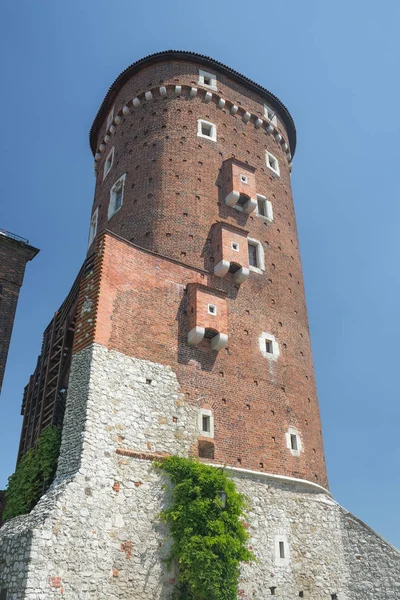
[259, 332, 279, 360]
[231, 241, 240, 252]
[198, 408, 214, 438]
[275, 534, 290, 567]
[106, 105, 114, 130]
[248, 237, 265, 274]
[266, 151, 280, 176]
[88, 207, 98, 247]
[240, 174, 248, 184]
[197, 119, 217, 142]
[198, 69, 217, 91]
[264, 103, 277, 125]
[103, 146, 115, 180]
[108, 173, 126, 220]
[208, 303, 217, 316]
[256, 194, 274, 223]
[286, 426, 302, 457]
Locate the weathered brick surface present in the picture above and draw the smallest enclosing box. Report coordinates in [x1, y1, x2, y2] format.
[0, 234, 38, 394]
[75, 232, 327, 486]
[72, 58, 328, 487]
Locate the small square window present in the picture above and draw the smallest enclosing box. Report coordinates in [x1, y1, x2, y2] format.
[198, 69, 217, 90]
[208, 304, 217, 315]
[198, 409, 214, 438]
[287, 428, 301, 455]
[202, 415, 211, 433]
[198, 119, 217, 142]
[259, 332, 279, 360]
[248, 243, 258, 268]
[103, 146, 115, 179]
[264, 103, 277, 125]
[240, 174, 248, 184]
[266, 151, 280, 176]
[231, 242, 239, 252]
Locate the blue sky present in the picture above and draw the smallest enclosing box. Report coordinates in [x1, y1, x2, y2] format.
[0, 1, 399, 547]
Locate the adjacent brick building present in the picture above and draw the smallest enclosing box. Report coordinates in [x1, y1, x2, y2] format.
[0, 231, 38, 395]
[1, 51, 399, 599]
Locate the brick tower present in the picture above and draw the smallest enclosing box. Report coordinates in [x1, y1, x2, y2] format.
[0, 230, 38, 395]
[0, 51, 399, 599]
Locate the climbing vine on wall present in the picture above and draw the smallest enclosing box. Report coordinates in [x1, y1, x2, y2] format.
[2, 425, 61, 521]
[156, 456, 255, 600]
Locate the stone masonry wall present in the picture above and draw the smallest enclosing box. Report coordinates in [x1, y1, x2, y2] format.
[0, 344, 399, 599]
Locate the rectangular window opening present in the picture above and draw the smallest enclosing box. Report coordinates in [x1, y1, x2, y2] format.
[114, 185, 123, 211]
[248, 243, 258, 267]
[290, 434, 298, 451]
[202, 415, 211, 433]
[240, 174, 248, 184]
[279, 541, 285, 559]
[231, 242, 239, 251]
[257, 197, 267, 217]
[265, 340, 272, 354]
[201, 123, 213, 137]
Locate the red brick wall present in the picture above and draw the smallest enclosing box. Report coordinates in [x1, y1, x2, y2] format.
[0, 235, 38, 393]
[73, 58, 327, 487]
[76, 233, 328, 487]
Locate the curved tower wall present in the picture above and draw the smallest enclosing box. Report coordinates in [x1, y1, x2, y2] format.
[89, 57, 327, 487]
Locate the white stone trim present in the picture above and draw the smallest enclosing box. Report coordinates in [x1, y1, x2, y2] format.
[88, 208, 98, 247]
[103, 146, 114, 180]
[212, 463, 332, 495]
[275, 534, 290, 567]
[231, 241, 240, 251]
[197, 119, 217, 142]
[259, 332, 279, 360]
[188, 326, 205, 346]
[266, 151, 280, 176]
[108, 173, 126, 219]
[214, 259, 230, 278]
[93, 84, 293, 170]
[225, 191, 257, 214]
[210, 332, 228, 351]
[286, 427, 302, 457]
[248, 237, 265, 273]
[256, 194, 274, 223]
[198, 408, 214, 438]
[233, 266, 249, 285]
[264, 103, 277, 125]
[198, 69, 217, 91]
[240, 174, 248, 184]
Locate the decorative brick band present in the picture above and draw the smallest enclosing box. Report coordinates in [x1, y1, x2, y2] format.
[116, 447, 170, 461]
[93, 84, 292, 170]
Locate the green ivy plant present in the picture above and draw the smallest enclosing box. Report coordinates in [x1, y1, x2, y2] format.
[156, 456, 255, 600]
[2, 425, 61, 521]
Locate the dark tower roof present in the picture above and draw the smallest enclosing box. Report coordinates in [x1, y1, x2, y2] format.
[89, 50, 297, 157]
